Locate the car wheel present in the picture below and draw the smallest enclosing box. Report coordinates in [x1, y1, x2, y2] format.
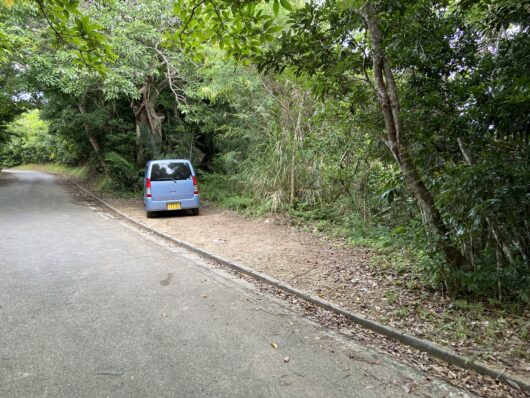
[146, 211, 156, 218]
[191, 208, 200, 216]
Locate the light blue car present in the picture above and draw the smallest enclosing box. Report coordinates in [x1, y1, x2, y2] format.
[143, 159, 200, 218]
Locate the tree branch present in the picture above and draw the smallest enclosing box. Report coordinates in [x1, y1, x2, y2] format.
[177, 0, 207, 45]
[147, 45, 187, 103]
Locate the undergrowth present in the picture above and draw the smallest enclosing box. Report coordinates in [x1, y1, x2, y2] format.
[201, 173, 529, 312]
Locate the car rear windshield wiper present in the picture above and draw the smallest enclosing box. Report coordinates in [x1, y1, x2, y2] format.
[153, 177, 183, 182]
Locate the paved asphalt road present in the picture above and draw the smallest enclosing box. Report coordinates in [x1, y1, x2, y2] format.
[0, 170, 469, 398]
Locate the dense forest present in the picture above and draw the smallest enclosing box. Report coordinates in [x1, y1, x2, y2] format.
[1, 0, 529, 303]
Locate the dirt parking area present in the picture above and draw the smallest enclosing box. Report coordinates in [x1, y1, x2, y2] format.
[107, 199, 378, 309]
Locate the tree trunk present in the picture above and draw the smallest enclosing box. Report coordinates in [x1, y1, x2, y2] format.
[131, 80, 165, 166]
[78, 96, 107, 171]
[362, 4, 467, 270]
[135, 122, 146, 166]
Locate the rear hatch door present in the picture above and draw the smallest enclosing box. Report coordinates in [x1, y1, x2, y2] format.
[150, 162, 194, 201]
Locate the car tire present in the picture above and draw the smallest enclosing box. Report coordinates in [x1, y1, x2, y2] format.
[191, 208, 200, 216]
[146, 211, 156, 218]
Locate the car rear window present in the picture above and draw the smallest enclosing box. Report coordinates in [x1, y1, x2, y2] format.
[150, 162, 192, 181]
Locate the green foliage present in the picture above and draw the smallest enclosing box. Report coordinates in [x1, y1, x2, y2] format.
[171, 0, 290, 62]
[0, 21, 13, 64]
[32, 0, 116, 73]
[104, 151, 142, 190]
[0, 79, 27, 138]
[0, 109, 77, 167]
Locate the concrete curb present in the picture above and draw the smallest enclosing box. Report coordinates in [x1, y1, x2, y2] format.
[74, 181, 529, 393]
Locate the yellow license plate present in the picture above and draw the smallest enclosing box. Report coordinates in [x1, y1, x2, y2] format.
[167, 203, 181, 210]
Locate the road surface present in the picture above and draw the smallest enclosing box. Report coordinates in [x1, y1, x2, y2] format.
[0, 170, 468, 397]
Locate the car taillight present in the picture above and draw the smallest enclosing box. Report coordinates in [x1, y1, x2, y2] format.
[192, 176, 199, 194]
[145, 178, 152, 197]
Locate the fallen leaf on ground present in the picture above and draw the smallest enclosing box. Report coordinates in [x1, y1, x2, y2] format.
[271, 342, 278, 349]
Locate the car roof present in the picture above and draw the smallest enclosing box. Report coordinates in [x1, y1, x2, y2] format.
[147, 159, 190, 165]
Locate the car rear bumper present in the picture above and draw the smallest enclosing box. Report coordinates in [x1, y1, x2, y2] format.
[144, 195, 200, 212]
